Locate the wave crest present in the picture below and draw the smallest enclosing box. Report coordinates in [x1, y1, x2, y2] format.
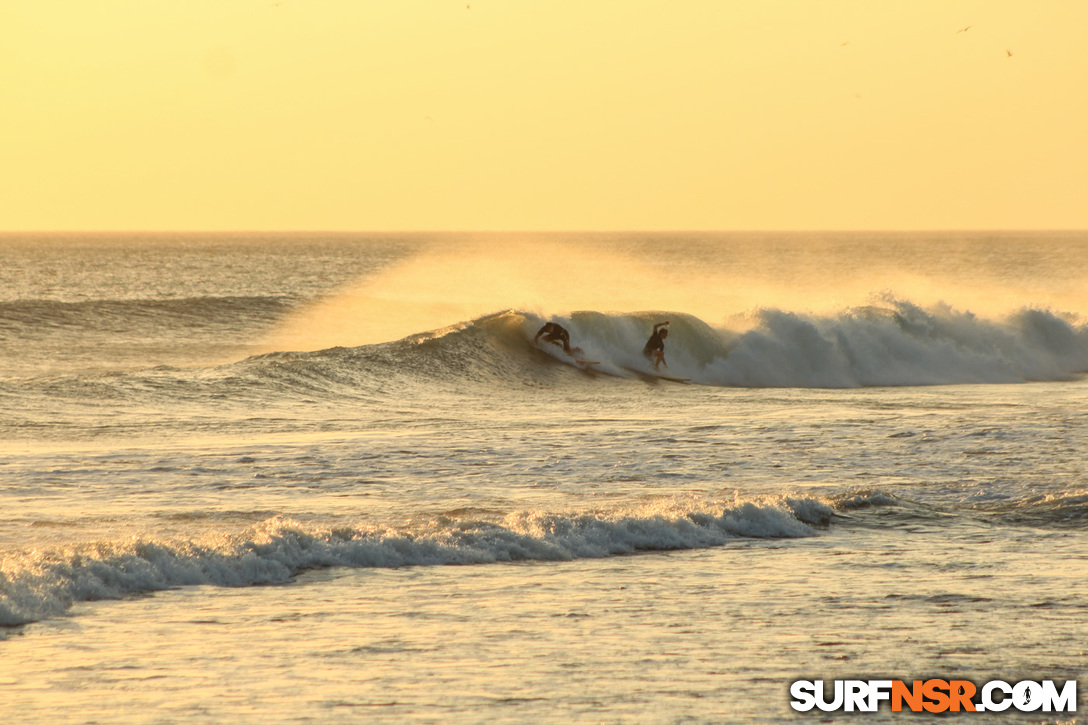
[517, 298, 1088, 387]
[0, 495, 828, 627]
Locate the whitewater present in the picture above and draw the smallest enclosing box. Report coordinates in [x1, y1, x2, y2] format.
[1, 232, 1086, 723]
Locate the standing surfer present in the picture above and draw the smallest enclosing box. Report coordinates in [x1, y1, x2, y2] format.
[535, 321, 573, 355]
[643, 321, 670, 370]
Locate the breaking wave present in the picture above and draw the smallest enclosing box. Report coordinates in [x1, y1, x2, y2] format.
[6, 297, 1087, 404]
[243, 297, 1088, 391]
[514, 299, 1088, 387]
[1, 495, 833, 627]
[6, 482, 1085, 628]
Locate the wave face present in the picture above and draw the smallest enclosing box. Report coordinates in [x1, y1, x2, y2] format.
[0, 496, 833, 627]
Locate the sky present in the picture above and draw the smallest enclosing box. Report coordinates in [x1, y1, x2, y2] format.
[2, 1, 1086, 231]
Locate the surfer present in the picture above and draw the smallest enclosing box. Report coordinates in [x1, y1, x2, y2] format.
[643, 321, 670, 370]
[535, 321, 573, 355]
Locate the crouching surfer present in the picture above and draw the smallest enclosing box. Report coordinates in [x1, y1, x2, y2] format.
[643, 321, 670, 370]
[535, 321, 573, 355]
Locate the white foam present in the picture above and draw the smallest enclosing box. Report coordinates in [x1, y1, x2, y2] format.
[0, 496, 830, 627]
[521, 298, 1088, 387]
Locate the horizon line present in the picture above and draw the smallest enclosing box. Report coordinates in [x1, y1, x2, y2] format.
[3, 228, 1088, 235]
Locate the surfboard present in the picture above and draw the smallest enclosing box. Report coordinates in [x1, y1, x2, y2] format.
[621, 366, 691, 384]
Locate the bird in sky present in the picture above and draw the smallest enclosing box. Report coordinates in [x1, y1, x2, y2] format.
[1006, 49, 1014, 57]
[956, 25, 973, 34]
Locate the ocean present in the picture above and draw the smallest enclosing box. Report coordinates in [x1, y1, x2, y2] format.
[1, 231, 1086, 723]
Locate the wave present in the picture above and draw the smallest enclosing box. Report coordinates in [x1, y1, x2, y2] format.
[230, 298, 1087, 394]
[0, 496, 833, 627]
[829, 486, 1088, 530]
[513, 299, 1088, 387]
[0, 296, 296, 332]
[969, 488, 1088, 529]
[5, 484, 1083, 628]
[7, 297, 1087, 401]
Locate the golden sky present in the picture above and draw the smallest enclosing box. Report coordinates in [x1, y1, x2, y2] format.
[2, 1, 1086, 231]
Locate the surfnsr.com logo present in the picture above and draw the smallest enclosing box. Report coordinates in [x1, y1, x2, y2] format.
[790, 679, 1077, 713]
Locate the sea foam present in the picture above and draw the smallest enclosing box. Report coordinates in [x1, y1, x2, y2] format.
[0, 496, 831, 627]
[519, 297, 1088, 387]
